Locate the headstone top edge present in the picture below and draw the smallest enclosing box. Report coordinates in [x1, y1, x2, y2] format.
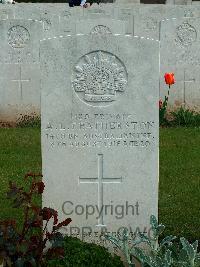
[161, 17, 199, 23]
[40, 34, 160, 43]
[0, 18, 43, 24]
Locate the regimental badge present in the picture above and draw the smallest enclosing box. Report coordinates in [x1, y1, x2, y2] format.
[8, 25, 30, 49]
[72, 51, 128, 106]
[175, 22, 197, 47]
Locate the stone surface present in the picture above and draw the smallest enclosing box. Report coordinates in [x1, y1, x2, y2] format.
[0, 6, 13, 19]
[40, 34, 159, 244]
[166, 0, 192, 4]
[160, 18, 200, 110]
[115, 5, 134, 34]
[13, 5, 60, 38]
[133, 4, 200, 40]
[76, 18, 126, 34]
[0, 19, 42, 122]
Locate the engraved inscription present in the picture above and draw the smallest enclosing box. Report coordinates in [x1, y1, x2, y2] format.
[44, 113, 156, 149]
[90, 25, 112, 35]
[72, 51, 128, 106]
[175, 22, 197, 47]
[6, 50, 35, 64]
[8, 26, 30, 49]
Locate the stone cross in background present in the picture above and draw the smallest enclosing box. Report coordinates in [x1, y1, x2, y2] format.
[11, 66, 30, 100]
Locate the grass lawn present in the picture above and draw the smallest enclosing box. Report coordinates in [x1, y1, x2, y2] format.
[0, 127, 199, 241]
[0, 128, 42, 226]
[159, 127, 200, 241]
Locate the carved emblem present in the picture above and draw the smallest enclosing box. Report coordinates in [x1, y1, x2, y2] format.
[72, 51, 128, 106]
[8, 26, 30, 48]
[90, 25, 112, 35]
[175, 22, 197, 47]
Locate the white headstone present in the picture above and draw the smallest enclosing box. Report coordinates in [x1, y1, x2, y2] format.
[160, 18, 200, 110]
[133, 5, 200, 40]
[0, 19, 42, 122]
[41, 34, 159, 245]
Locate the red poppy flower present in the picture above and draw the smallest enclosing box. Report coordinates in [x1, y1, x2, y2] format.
[164, 73, 175, 85]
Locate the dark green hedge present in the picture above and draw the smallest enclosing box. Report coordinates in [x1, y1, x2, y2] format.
[48, 236, 124, 267]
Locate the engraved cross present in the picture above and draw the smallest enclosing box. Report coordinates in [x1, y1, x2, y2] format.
[79, 154, 122, 227]
[11, 66, 30, 100]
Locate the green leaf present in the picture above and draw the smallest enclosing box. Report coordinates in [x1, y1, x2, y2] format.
[160, 235, 176, 247]
[156, 224, 165, 236]
[150, 215, 158, 229]
[180, 237, 195, 260]
[134, 247, 149, 264]
[192, 240, 198, 252]
[195, 253, 200, 264]
[179, 248, 188, 262]
[164, 250, 172, 266]
[105, 234, 122, 250]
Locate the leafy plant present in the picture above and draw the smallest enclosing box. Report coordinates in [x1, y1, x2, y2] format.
[48, 236, 124, 267]
[133, 215, 176, 267]
[171, 107, 200, 127]
[159, 97, 170, 126]
[105, 215, 200, 267]
[0, 173, 71, 267]
[105, 228, 133, 266]
[16, 114, 41, 128]
[172, 238, 200, 267]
